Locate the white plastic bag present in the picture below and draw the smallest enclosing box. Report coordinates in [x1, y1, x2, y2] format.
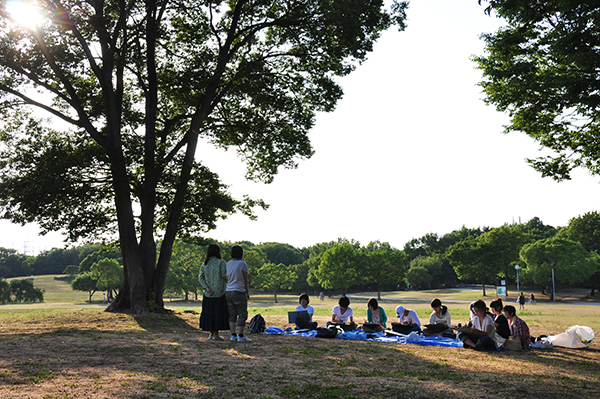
[546, 325, 595, 348]
[406, 331, 420, 342]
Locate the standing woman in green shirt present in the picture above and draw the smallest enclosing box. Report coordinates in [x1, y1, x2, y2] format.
[198, 244, 229, 341]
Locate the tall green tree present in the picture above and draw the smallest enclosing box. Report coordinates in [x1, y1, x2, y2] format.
[520, 237, 599, 299]
[405, 265, 431, 290]
[362, 241, 407, 299]
[0, 1, 407, 313]
[71, 272, 98, 303]
[255, 262, 296, 303]
[165, 241, 202, 300]
[448, 225, 525, 296]
[0, 247, 32, 278]
[560, 211, 600, 295]
[9, 279, 44, 302]
[475, 0, 600, 180]
[90, 258, 123, 298]
[406, 255, 443, 290]
[316, 241, 360, 295]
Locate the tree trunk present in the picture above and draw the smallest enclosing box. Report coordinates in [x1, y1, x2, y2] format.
[481, 280, 487, 296]
[377, 283, 381, 300]
[274, 289, 278, 303]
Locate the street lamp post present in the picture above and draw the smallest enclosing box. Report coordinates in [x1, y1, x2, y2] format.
[515, 264, 520, 295]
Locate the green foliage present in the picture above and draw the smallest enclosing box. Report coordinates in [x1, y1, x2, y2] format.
[406, 255, 444, 289]
[520, 217, 558, 243]
[0, 278, 11, 303]
[90, 259, 123, 292]
[404, 227, 490, 261]
[71, 273, 98, 302]
[62, 265, 80, 276]
[242, 248, 268, 289]
[475, 0, 600, 180]
[561, 211, 600, 254]
[4, 279, 44, 303]
[405, 265, 431, 290]
[303, 241, 338, 289]
[0, 247, 33, 278]
[520, 237, 599, 286]
[315, 241, 360, 294]
[448, 225, 525, 295]
[361, 241, 407, 298]
[255, 263, 297, 303]
[165, 241, 203, 300]
[260, 243, 305, 266]
[0, 0, 406, 313]
[560, 211, 600, 292]
[33, 247, 90, 275]
[79, 247, 122, 273]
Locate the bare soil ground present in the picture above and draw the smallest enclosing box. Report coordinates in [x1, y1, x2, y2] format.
[1, 310, 599, 399]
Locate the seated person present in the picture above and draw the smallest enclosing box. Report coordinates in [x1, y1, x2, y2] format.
[468, 301, 477, 326]
[391, 305, 421, 334]
[425, 298, 452, 336]
[294, 293, 318, 330]
[327, 296, 357, 331]
[429, 298, 451, 326]
[364, 298, 387, 332]
[459, 299, 498, 350]
[490, 298, 510, 343]
[503, 305, 531, 350]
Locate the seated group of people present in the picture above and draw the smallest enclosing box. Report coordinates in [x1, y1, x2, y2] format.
[293, 294, 531, 350]
[460, 298, 531, 351]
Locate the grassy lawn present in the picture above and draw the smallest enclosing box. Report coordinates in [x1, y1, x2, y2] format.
[1, 277, 599, 398]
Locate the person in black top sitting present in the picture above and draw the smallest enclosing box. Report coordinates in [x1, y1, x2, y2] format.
[490, 298, 510, 339]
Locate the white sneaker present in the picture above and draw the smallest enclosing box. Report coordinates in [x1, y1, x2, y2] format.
[230, 335, 237, 342]
[237, 335, 252, 343]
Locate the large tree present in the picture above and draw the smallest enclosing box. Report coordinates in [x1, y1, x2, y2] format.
[316, 241, 360, 295]
[520, 237, 599, 299]
[475, 1, 600, 180]
[362, 240, 406, 299]
[255, 262, 296, 303]
[448, 225, 525, 296]
[559, 211, 600, 295]
[0, 1, 407, 313]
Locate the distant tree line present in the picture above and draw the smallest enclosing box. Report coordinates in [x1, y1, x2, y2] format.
[2, 213, 600, 301]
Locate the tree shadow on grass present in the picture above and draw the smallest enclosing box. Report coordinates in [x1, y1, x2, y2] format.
[1, 327, 600, 399]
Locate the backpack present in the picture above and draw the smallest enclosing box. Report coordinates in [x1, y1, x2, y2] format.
[248, 314, 266, 334]
[316, 326, 341, 338]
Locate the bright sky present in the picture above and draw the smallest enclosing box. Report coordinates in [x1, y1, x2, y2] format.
[3, 0, 600, 254]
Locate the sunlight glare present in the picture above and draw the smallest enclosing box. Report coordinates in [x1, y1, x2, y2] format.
[6, 0, 44, 29]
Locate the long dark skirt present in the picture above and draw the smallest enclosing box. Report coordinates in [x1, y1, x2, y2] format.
[199, 295, 230, 332]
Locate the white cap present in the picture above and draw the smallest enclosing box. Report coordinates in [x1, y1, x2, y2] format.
[395, 305, 405, 318]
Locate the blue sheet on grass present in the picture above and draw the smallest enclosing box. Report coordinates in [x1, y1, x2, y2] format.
[264, 326, 464, 348]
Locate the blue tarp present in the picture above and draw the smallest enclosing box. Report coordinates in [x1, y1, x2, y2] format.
[264, 326, 465, 348]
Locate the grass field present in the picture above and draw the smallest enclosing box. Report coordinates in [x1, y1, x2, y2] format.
[1, 277, 599, 398]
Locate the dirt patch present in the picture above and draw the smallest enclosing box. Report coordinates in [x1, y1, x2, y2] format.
[1, 311, 599, 399]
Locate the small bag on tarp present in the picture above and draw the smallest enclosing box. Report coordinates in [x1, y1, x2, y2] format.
[316, 326, 339, 338]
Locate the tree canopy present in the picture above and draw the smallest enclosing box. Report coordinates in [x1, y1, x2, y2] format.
[0, 0, 407, 313]
[255, 262, 296, 303]
[475, 0, 600, 180]
[520, 237, 599, 297]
